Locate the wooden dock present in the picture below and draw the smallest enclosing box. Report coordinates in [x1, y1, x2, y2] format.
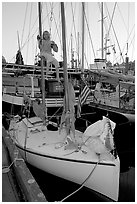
[2, 126, 47, 202]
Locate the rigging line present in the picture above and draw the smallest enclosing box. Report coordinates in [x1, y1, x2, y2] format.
[104, 3, 117, 61]
[97, 2, 109, 33]
[21, 3, 50, 52]
[21, 5, 39, 51]
[67, 35, 72, 64]
[62, 3, 73, 63]
[84, 52, 90, 70]
[21, 11, 42, 51]
[48, 106, 62, 121]
[125, 24, 135, 49]
[2, 55, 16, 68]
[42, 3, 55, 30]
[49, 3, 61, 43]
[117, 2, 131, 56]
[98, 2, 115, 53]
[71, 2, 78, 51]
[49, 2, 54, 35]
[127, 3, 130, 45]
[26, 3, 33, 65]
[127, 33, 135, 61]
[106, 3, 117, 41]
[118, 24, 135, 58]
[21, 3, 28, 48]
[97, 0, 108, 34]
[32, 34, 35, 65]
[21, 28, 38, 51]
[60, 156, 100, 202]
[77, 34, 90, 70]
[51, 4, 62, 47]
[131, 37, 135, 61]
[129, 34, 135, 51]
[83, 8, 99, 70]
[65, 6, 74, 63]
[45, 3, 51, 31]
[61, 2, 70, 59]
[105, 4, 124, 63]
[116, 3, 129, 38]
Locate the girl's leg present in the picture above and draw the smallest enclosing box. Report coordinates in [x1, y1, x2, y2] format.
[52, 59, 60, 82]
[40, 52, 60, 82]
[46, 61, 50, 76]
[40, 52, 50, 76]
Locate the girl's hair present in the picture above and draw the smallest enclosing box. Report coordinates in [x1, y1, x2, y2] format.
[43, 31, 50, 40]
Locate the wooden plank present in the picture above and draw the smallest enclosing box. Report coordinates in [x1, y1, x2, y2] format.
[2, 142, 21, 201]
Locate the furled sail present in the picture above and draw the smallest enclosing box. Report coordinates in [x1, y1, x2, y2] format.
[33, 99, 45, 121]
[59, 81, 76, 141]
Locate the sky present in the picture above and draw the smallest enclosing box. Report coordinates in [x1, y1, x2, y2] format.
[2, 1, 135, 69]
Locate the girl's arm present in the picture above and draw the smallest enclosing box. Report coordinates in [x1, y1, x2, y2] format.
[51, 41, 58, 52]
[37, 35, 42, 49]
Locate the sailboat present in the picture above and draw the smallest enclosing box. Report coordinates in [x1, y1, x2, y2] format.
[81, 2, 135, 134]
[9, 2, 120, 201]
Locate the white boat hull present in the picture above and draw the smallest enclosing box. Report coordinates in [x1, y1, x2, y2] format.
[10, 116, 120, 201]
[20, 147, 119, 201]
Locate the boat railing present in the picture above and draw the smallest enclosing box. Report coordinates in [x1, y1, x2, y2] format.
[89, 83, 135, 112]
[2, 62, 82, 75]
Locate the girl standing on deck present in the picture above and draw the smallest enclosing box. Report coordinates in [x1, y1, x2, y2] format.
[37, 30, 60, 82]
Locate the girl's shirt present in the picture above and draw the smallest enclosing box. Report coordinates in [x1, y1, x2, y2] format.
[40, 40, 52, 54]
[39, 39, 58, 54]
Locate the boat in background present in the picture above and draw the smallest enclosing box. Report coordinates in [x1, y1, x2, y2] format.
[82, 2, 135, 122]
[84, 68, 135, 117]
[2, 60, 84, 117]
[80, 68, 135, 172]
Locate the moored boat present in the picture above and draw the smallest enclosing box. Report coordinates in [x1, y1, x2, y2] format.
[8, 2, 120, 201]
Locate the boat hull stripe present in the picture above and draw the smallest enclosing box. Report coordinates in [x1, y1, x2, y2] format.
[16, 144, 115, 166]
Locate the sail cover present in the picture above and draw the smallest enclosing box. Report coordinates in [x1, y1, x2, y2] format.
[60, 81, 76, 139]
[33, 100, 45, 120]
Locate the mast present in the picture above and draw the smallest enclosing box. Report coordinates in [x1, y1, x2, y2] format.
[71, 33, 74, 68]
[81, 2, 85, 71]
[101, 2, 104, 59]
[16, 31, 24, 65]
[60, 2, 69, 114]
[38, 2, 46, 118]
[61, 2, 74, 138]
[125, 56, 129, 75]
[17, 31, 21, 51]
[77, 32, 80, 68]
